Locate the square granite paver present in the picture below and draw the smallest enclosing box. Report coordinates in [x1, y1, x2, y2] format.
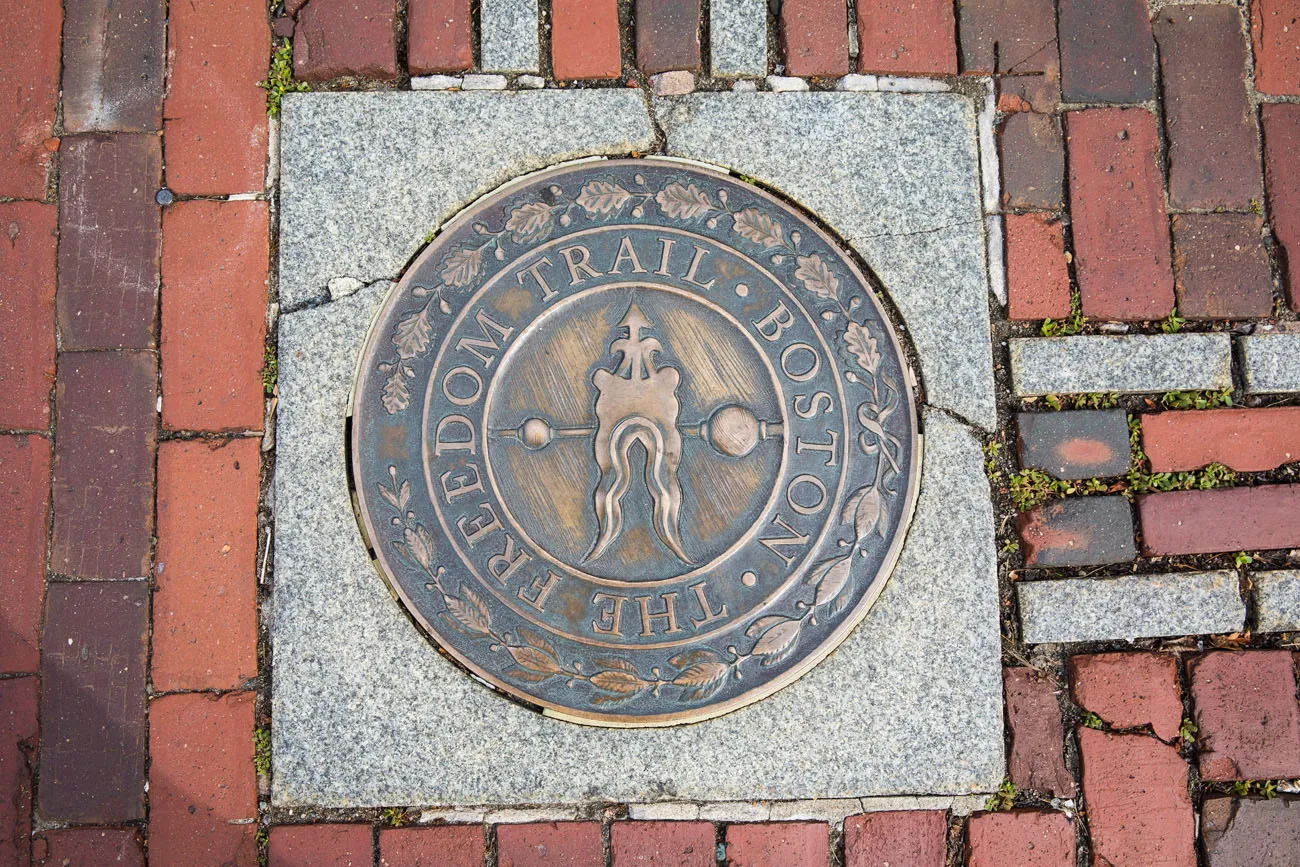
[273, 90, 1002, 806]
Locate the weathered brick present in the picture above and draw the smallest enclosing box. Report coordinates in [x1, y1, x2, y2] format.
[1004, 668, 1075, 797]
[1078, 727, 1195, 867]
[842, 810, 945, 867]
[1203, 797, 1300, 866]
[0, 678, 37, 867]
[50, 352, 157, 581]
[551, 0, 622, 79]
[635, 0, 701, 74]
[958, 0, 1058, 74]
[1155, 7, 1263, 210]
[62, 0, 166, 132]
[1066, 109, 1174, 320]
[31, 829, 145, 866]
[408, 0, 473, 74]
[0, 203, 56, 430]
[294, 0, 399, 81]
[1138, 485, 1300, 556]
[1262, 104, 1300, 309]
[1188, 651, 1300, 781]
[997, 74, 1060, 114]
[1171, 214, 1273, 320]
[1017, 410, 1130, 479]
[1142, 408, 1300, 473]
[269, 825, 373, 867]
[1058, 0, 1154, 103]
[0, 436, 49, 674]
[610, 821, 714, 866]
[38, 582, 148, 823]
[1252, 0, 1300, 96]
[56, 135, 162, 351]
[999, 112, 1064, 211]
[380, 825, 484, 867]
[160, 200, 268, 431]
[780, 0, 849, 77]
[1069, 652, 1182, 742]
[164, 0, 269, 196]
[855, 0, 957, 75]
[1005, 214, 1071, 321]
[498, 822, 603, 867]
[0, 0, 60, 198]
[966, 811, 1074, 867]
[154, 439, 260, 690]
[723, 822, 828, 866]
[1018, 497, 1136, 567]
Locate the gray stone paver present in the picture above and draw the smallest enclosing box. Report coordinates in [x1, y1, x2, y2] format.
[1241, 332, 1300, 394]
[710, 0, 768, 78]
[1256, 570, 1300, 633]
[1010, 334, 1233, 396]
[480, 0, 539, 72]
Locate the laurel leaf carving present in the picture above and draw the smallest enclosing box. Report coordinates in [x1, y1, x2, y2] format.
[505, 668, 555, 683]
[733, 208, 785, 248]
[794, 253, 840, 300]
[751, 618, 800, 665]
[812, 556, 853, 608]
[440, 246, 482, 287]
[844, 321, 882, 374]
[669, 648, 722, 668]
[671, 662, 730, 700]
[505, 201, 553, 242]
[854, 485, 884, 539]
[507, 643, 562, 675]
[745, 615, 788, 639]
[593, 656, 640, 675]
[444, 583, 491, 635]
[656, 182, 714, 220]
[590, 669, 649, 694]
[576, 181, 632, 215]
[381, 370, 410, 413]
[517, 626, 557, 658]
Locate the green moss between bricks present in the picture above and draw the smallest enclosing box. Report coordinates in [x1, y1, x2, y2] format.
[259, 39, 308, 118]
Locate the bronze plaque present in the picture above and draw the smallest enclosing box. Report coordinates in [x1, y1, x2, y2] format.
[351, 159, 920, 726]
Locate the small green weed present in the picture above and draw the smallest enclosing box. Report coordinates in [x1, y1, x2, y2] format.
[382, 807, 409, 827]
[259, 39, 309, 117]
[984, 780, 1018, 812]
[1009, 468, 1106, 511]
[261, 346, 278, 395]
[254, 728, 271, 776]
[1178, 718, 1197, 744]
[1159, 311, 1186, 334]
[1081, 711, 1104, 730]
[1230, 780, 1279, 798]
[1044, 392, 1118, 411]
[1161, 388, 1233, 410]
[1040, 292, 1085, 337]
[1234, 551, 1255, 569]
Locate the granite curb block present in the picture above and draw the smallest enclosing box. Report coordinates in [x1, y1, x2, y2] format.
[480, 0, 539, 72]
[1240, 332, 1300, 394]
[1256, 570, 1300, 633]
[1009, 334, 1233, 396]
[710, 0, 768, 78]
[1018, 571, 1245, 644]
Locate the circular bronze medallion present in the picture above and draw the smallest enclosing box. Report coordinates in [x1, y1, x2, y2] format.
[351, 159, 920, 726]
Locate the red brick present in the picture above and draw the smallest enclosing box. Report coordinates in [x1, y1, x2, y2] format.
[1262, 104, 1300, 310]
[551, 0, 622, 80]
[62, 0, 166, 132]
[294, 0, 399, 81]
[723, 822, 828, 866]
[1188, 651, 1300, 781]
[57, 134, 162, 351]
[0, 203, 57, 430]
[1058, 0, 1155, 103]
[149, 692, 257, 866]
[999, 112, 1065, 211]
[1253, 0, 1300, 96]
[408, 0, 473, 75]
[161, 200, 269, 432]
[842, 810, 946, 867]
[611, 821, 714, 866]
[39, 582, 148, 823]
[498, 822, 602, 867]
[0, 436, 49, 674]
[965, 811, 1074, 867]
[0, 0, 60, 198]
[380, 825, 484, 867]
[269, 825, 373, 867]
[50, 352, 157, 581]
[1077, 727, 1195, 867]
[1005, 214, 1071, 321]
[855, 0, 957, 75]
[164, 0, 269, 196]
[1070, 652, 1182, 742]
[958, 0, 1058, 74]
[1142, 408, 1300, 473]
[0, 678, 37, 867]
[31, 829, 145, 866]
[781, 0, 849, 77]
[1203, 797, 1300, 866]
[1004, 667, 1075, 797]
[1137, 485, 1300, 556]
[635, 0, 702, 74]
[1155, 7, 1263, 210]
[1066, 109, 1174, 320]
[1171, 214, 1273, 320]
[154, 439, 260, 691]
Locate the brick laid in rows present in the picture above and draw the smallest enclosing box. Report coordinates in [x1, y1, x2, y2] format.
[408, 0, 473, 75]
[161, 200, 268, 431]
[1017, 410, 1130, 479]
[1005, 213, 1070, 321]
[551, 0, 622, 80]
[1252, 0, 1300, 96]
[39, 582, 148, 823]
[1256, 571, 1300, 633]
[0, 202, 56, 431]
[610, 821, 714, 866]
[855, 0, 957, 75]
[50, 352, 157, 580]
[997, 74, 1060, 114]
[1203, 797, 1300, 866]
[1242, 333, 1300, 394]
[1067, 109, 1173, 320]
[999, 112, 1064, 211]
[1070, 652, 1182, 741]
[635, 0, 701, 74]
[1188, 651, 1300, 781]
[164, 0, 269, 195]
[1009, 334, 1231, 397]
[1263, 105, 1300, 310]
[270, 825, 372, 867]
[1171, 215, 1273, 320]
[1018, 496, 1136, 567]
[1142, 408, 1300, 473]
[1058, 0, 1154, 103]
[958, 0, 1058, 73]
[380, 825, 484, 867]
[0, 436, 49, 674]
[1004, 668, 1075, 797]
[498, 822, 602, 867]
[57, 135, 162, 351]
[966, 811, 1074, 867]
[154, 439, 260, 690]
[294, 0, 399, 81]
[0, 677, 37, 867]
[842, 810, 945, 867]
[62, 0, 165, 132]
[780, 0, 849, 77]
[0, 0, 60, 198]
[31, 829, 145, 866]
[1138, 485, 1300, 556]
[724, 823, 827, 866]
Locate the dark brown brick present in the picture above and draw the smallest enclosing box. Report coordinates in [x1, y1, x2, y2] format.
[998, 74, 1060, 113]
[1005, 213, 1071, 321]
[408, 0, 473, 75]
[62, 0, 166, 132]
[1018, 496, 1137, 567]
[551, 0, 622, 80]
[1155, 6, 1263, 210]
[269, 825, 373, 867]
[781, 0, 849, 77]
[1141, 408, 1300, 473]
[1262, 104, 1300, 310]
[966, 811, 1074, 867]
[1171, 214, 1273, 320]
[610, 821, 714, 866]
[32, 829, 145, 867]
[0, 202, 57, 431]
[1017, 410, 1131, 479]
[380, 825, 484, 867]
[57, 135, 162, 351]
[636, 0, 701, 74]
[1189, 651, 1300, 781]
[958, 0, 1058, 74]
[1058, 0, 1155, 103]
[1137, 485, 1300, 556]
[50, 352, 157, 581]
[856, 0, 957, 75]
[294, 0, 399, 81]
[0, 436, 50, 674]
[1252, 0, 1300, 97]
[1203, 797, 1300, 866]
[0, 0, 61, 198]
[1004, 667, 1075, 797]
[0, 677, 37, 867]
[999, 112, 1064, 211]
[1070, 652, 1183, 742]
[38, 582, 148, 823]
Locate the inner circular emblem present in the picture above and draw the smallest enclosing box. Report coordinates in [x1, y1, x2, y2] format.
[351, 159, 920, 726]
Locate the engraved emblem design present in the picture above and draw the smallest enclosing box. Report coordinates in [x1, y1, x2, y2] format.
[351, 159, 920, 726]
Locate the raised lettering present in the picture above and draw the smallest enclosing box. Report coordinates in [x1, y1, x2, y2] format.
[456, 503, 501, 547]
[517, 570, 562, 611]
[433, 414, 476, 456]
[486, 534, 531, 585]
[752, 301, 796, 342]
[636, 592, 682, 636]
[610, 235, 648, 274]
[441, 365, 483, 407]
[559, 245, 602, 285]
[682, 245, 716, 290]
[793, 391, 834, 419]
[787, 473, 828, 516]
[591, 592, 628, 635]
[796, 430, 839, 467]
[780, 343, 820, 382]
[439, 463, 484, 502]
[516, 256, 557, 302]
[758, 514, 811, 566]
[689, 581, 728, 629]
[455, 309, 515, 368]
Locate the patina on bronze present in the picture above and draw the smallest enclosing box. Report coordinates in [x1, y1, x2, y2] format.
[351, 159, 921, 727]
